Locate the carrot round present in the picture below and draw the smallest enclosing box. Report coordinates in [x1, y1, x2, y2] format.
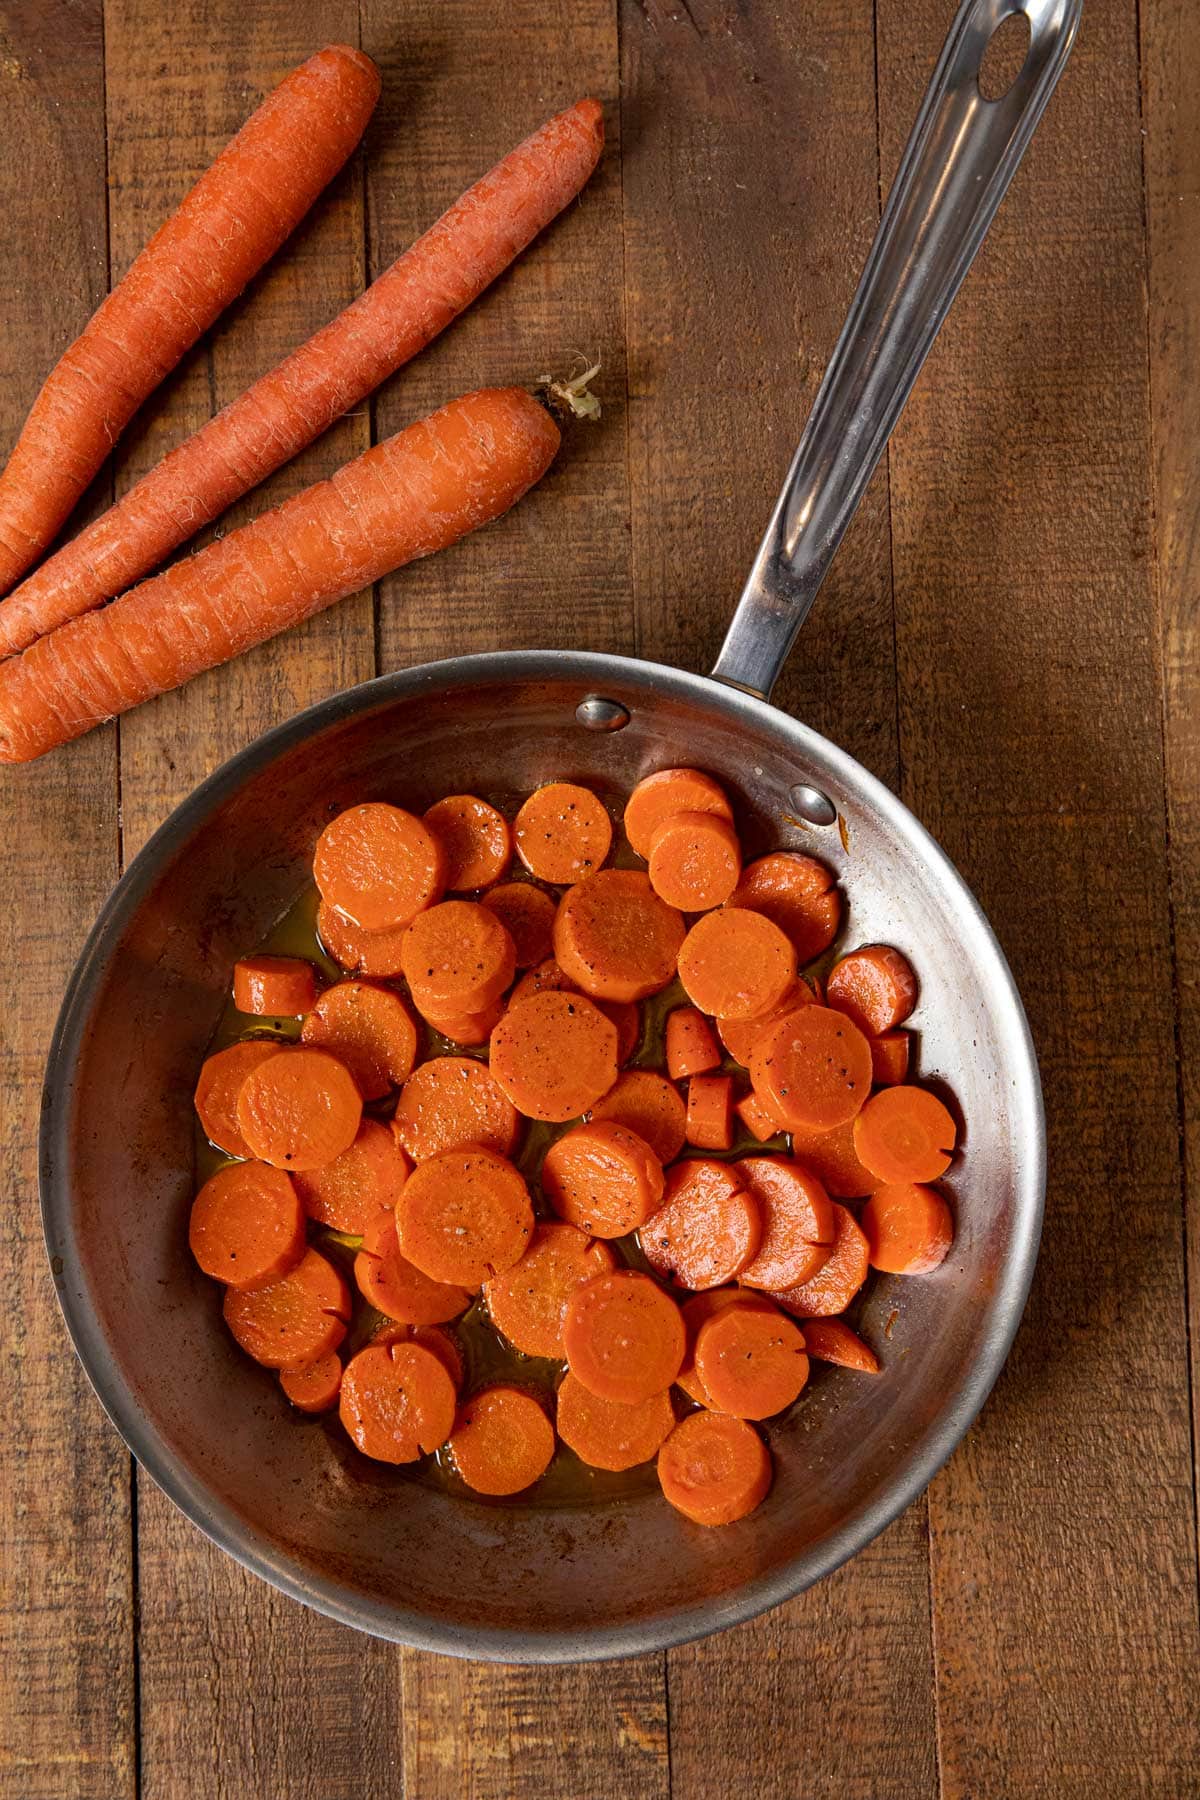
[315, 802, 445, 934]
[392, 1055, 520, 1162]
[802, 1318, 881, 1374]
[726, 853, 840, 965]
[371, 1321, 465, 1389]
[423, 794, 512, 891]
[293, 1118, 409, 1236]
[677, 909, 796, 1022]
[770, 1203, 869, 1318]
[0, 389, 561, 763]
[280, 1354, 343, 1413]
[788, 1115, 877, 1199]
[509, 955, 577, 1006]
[484, 1221, 615, 1358]
[716, 978, 815, 1066]
[735, 1156, 835, 1291]
[542, 1121, 665, 1238]
[870, 1029, 912, 1088]
[588, 1069, 687, 1163]
[563, 1270, 686, 1404]
[189, 1161, 305, 1291]
[684, 1072, 734, 1151]
[316, 900, 409, 979]
[556, 1372, 675, 1472]
[827, 945, 918, 1037]
[300, 979, 419, 1100]
[749, 1004, 872, 1132]
[648, 811, 742, 912]
[421, 996, 506, 1047]
[489, 989, 618, 1123]
[639, 1159, 760, 1291]
[624, 769, 732, 861]
[354, 1206, 471, 1325]
[0, 46, 381, 603]
[674, 1288, 769, 1406]
[194, 1039, 284, 1159]
[223, 1247, 350, 1370]
[853, 1086, 956, 1184]
[734, 1091, 784, 1146]
[235, 1046, 362, 1172]
[598, 999, 641, 1066]
[861, 1183, 954, 1274]
[693, 1301, 808, 1420]
[401, 898, 516, 1013]
[666, 1007, 722, 1080]
[448, 1385, 555, 1495]
[554, 869, 685, 1002]
[657, 1412, 772, 1526]
[339, 1340, 457, 1464]
[481, 881, 557, 967]
[514, 782, 612, 883]
[233, 954, 317, 1018]
[396, 1147, 533, 1286]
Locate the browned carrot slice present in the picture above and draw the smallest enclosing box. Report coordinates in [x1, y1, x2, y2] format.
[726, 853, 840, 965]
[392, 1055, 520, 1161]
[401, 898, 516, 1014]
[693, 1299, 808, 1419]
[666, 1007, 721, 1080]
[235, 1045, 362, 1171]
[589, 1069, 687, 1162]
[508, 954, 577, 1005]
[598, 999, 641, 1065]
[514, 782, 612, 883]
[675, 1288, 773, 1406]
[717, 978, 815, 1066]
[827, 944, 917, 1036]
[224, 1247, 350, 1368]
[194, 1039, 285, 1158]
[678, 910, 796, 1022]
[685, 1072, 734, 1151]
[542, 1121, 665, 1238]
[420, 994, 506, 1047]
[853, 1086, 956, 1184]
[802, 1318, 881, 1373]
[648, 811, 742, 911]
[423, 794, 512, 891]
[300, 979, 419, 1099]
[639, 1158, 760, 1290]
[316, 900, 409, 979]
[788, 1115, 877, 1199]
[735, 1156, 834, 1291]
[397, 1146, 533, 1285]
[734, 1091, 783, 1145]
[870, 1029, 911, 1087]
[371, 1320, 465, 1388]
[861, 1182, 953, 1273]
[489, 989, 618, 1122]
[484, 1221, 616, 1358]
[339, 1340, 457, 1463]
[554, 869, 685, 1002]
[280, 1353, 343, 1412]
[563, 1269, 686, 1404]
[293, 1118, 408, 1235]
[189, 1161, 305, 1290]
[657, 1412, 772, 1525]
[749, 1005, 872, 1131]
[314, 801, 445, 932]
[448, 1385, 555, 1494]
[354, 1206, 472, 1324]
[233, 954, 317, 1017]
[624, 768, 732, 860]
[556, 1371, 675, 1472]
[770, 1203, 869, 1317]
[481, 881, 557, 967]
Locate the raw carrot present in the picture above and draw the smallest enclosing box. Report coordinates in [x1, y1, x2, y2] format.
[396, 1146, 533, 1286]
[801, 1318, 881, 1374]
[647, 811, 742, 912]
[657, 1412, 772, 1526]
[554, 869, 685, 1002]
[827, 944, 918, 1037]
[489, 989, 618, 1122]
[509, 955, 577, 1005]
[235, 1046, 362, 1171]
[870, 1029, 912, 1087]
[735, 1156, 835, 1291]
[392, 1055, 520, 1162]
[316, 900, 410, 979]
[188, 1161, 305, 1291]
[748, 1004, 872, 1131]
[564, 1270, 686, 1404]
[421, 996, 506, 1047]
[300, 979, 419, 1099]
[677, 909, 796, 1022]
[716, 979, 815, 1066]
[693, 1300, 808, 1419]
[484, 1221, 615, 1358]
[0, 100, 603, 653]
[233, 955, 317, 1018]
[788, 1115, 877, 1199]
[685, 1072, 734, 1151]
[401, 898, 516, 1013]
[354, 1205, 471, 1325]
[542, 1121, 665, 1238]
[448, 1385, 555, 1495]
[624, 769, 732, 860]
[853, 1086, 956, 1184]
[734, 1091, 784, 1146]
[315, 802, 445, 933]
[194, 1039, 284, 1159]
[292, 1118, 409, 1236]
[588, 1069, 687, 1163]
[770, 1203, 869, 1318]
[726, 853, 840, 965]
[371, 1321, 465, 1389]
[480, 882, 556, 968]
[0, 46, 380, 604]
[639, 1159, 760, 1291]
[556, 1372, 675, 1472]
[0, 388, 562, 763]
[339, 1340, 457, 1463]
[223, 1247, 350, 1369]
[514, 782, 612, 883]
[280, 1353, 343, 1413]
[861, 1182, 953, 1273]
[423, 794, 512, 891]
[666, 1008, 722, 1080]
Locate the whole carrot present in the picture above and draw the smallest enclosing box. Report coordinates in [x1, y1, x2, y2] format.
[0, 98, 603, 658]
[0, 387, 560, 763]
[0, 45, 380, 600]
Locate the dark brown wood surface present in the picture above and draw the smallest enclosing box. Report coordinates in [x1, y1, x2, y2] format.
[0, 1, 1196, 1794]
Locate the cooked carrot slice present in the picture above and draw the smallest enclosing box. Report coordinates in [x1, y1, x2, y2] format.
[316, 900, 408, 979]
[554, 869, 685, 1002]
[392, 1055, 520, 1162]
[639, 1158, 760, 1291]
[827, 945, 917, 1036]
[749, 1005, 872, 1131]
[853, 1086, 956, 1184]
[870, 1029, 911, 1087]
[861, 1182, 953, 1273]
[280, 1353, 343, 1412]
[314, 802, 445, 932]
[293, 1118, 409, 1235]
[189, 1161, 305, 1291]
[481, 881, 557, 967]
[233, 954, 317, 1017]
[726, 853, 840, 965]
[788, 1115, 877, 1199]
[514, 782, 612, 883]
[563, 1270, 686, 1404]
[693, 1300, 808, 1419]
[484, 1221, 616, 1358]
[677, 910, 796, 1022]
[235, 1046, 363, 1171]
[685, 1072, 734, 1151]
[598, 998, 641, 1065]
[666, 1007, 721, 1080]
[509, 954, 577, 1005]
[717, 978, 815, 1065]
[371, 1320, 465, 1388]
[542, 1121, 665, 1239]
[648, 811, 742, 911]
[194, 1039, 284, 1158]
[224, 1247, 350, 1369]
[675, 1288, 774, 1406]
[397, 1146, 533, 1286]
[401, 898, 516, 1013]
[734, 1091, 784, 1145]
[589, 1069, 687, 1163]
[770, 1203, 869, 1318]
[802, 1318, 881, 1374]
[448, 1385, 555, 1495]
[624, 768, 732, 860]
[420, 994, 506, 1046]
[354, 1206, 471, 1324]
[423, 794, 512, 891]
[735, 1156, 835, 1291]
[556, 1371, 675, 1472]
[300, 979, 419, 1099]
[657, 1412, 772, 1526]
[489, 989, 618, 1122]
[339, 1340, 457, 1463]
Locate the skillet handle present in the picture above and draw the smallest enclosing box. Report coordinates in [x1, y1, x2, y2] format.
[711, 0, 1081, 700]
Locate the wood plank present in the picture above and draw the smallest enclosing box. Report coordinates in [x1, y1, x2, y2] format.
[875, 1, 1200, 1791]
[0, 7, 135, 1796]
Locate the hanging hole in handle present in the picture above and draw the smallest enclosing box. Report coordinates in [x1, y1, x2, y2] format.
[978, 9, 1031, 100]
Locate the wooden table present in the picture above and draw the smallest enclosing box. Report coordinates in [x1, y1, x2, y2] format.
[2, 1, 1198, 1793]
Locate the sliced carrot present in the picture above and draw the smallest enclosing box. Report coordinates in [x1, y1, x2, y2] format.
[554, 869, 685, 1002]
[598, 999, 641, 1065]
[423, 794, 512, 891]
[801, 1318, 881, 1374]
[853, 1086, 956, 1184]
[563, 1270, 686, 1404]
[735, 1156, 835, 1291]
[300, 979, 419, 1099]
[556, 1371, 675, 1472]
[339, 1340, 457, 1463]
[392, 1055, 520, 1162]
[292, 1118, 409, 1236]
[749, 1004, 872, 1131]
[420, 995, 506, 1047]
[315, 900, 407, 979]
[542, 1121, 665, 1238]
[194, 1039, 284, 1158]
[235, 1045, 362, 1172]
[685, 1072, 734, 1151]
[770, 1203, 869, 1318]
[371, 1320, 465, 1388]
[397, 1147, 533, 1286]
[647, 811, 742, 912]
[666, 1007, 722, 1080]
[354, 1206, 471, 1325]
[484, 1221, 616, 1358]
[677, 909, 796, 1022]
[189, 1161, 306, 1291]
[693, 1300, 808, 1419]
[589, 1069, 687, 1163]
[233, 954, 317, 1017]
[788, 1115, 877, 1199]
[448, 1385, 555, 1495]
[509, 955, 577, 1005]
[870, 1029, 912, 1087]
[223, 1247, 350, 1369]
[726, 853, 840, 965]
[280, 1354, 343, 1412]
[489, 989, 618, 1122]
[827, 945, 918, 1036]
[624, 769, 733, 860]
[717, 979, 815, 1066]
[639, 1159, 760, 1291]
[314, 802, 445, 932]
[675, 1287, 752, 1405]
[481, 882, 557, 967]
[401, 898, 516, 1013]
[514, 783, 612, 883]
[861, 1182, 953, 1274]
[657, 1412, 772, 1526]
[735, 1091, 784, 1145]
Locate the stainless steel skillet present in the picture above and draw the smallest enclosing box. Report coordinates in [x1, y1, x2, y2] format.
[41, 0, 1079, 1660]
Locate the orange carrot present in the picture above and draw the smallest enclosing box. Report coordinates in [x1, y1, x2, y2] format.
[853, 1086, 956, 1184]
[639, 1159, 760, 1291]
[734, 1091, 784, 1146]
[0, 389, 561, 762]
[448, 1385, 555, 1495]
[354, 1206, 471, 1325]
[556, 1372, 675, 1472]
[235, 1046, 362, 1171]
[674, 1288, 775, 1406]
[588, 1069, 687, 1163]
[279, 1353, 343, 1413]
[735, 1156, 835, 1291]
[749, 1004, 872, 1131]
[514, 782, 612, 883]
[392, 1055, 520, 1162]
[484, 1221, 615, 1358]
[685, 1072, 734, 1151]
[300, 979, 419, 1100]
[648, 811, 742, 911]
[657, 1412, 772, 1526]
[624, 768, 732, 860]
[292, 1118, 409, 1236]
[396, 1146, 533, 1286]
[770, 1203, 869, 1318]
[666, 1007, 722, 1080]
[401, 898, 516, 1014]
[693, 1299, 808, 1419]
[726, 853, 840, 965]
[316, 900, 409, 979]
[314, 802, 445, 933]
[677, 909, 796, 1022]
[423, 795, 512, 891]
[861, 1182, 953, 1273]
[233, 955, 317, 1018]
[801, 1318, 881, 1374]
[788, 1115, 878, 1199]
[827, 945, 918, 1036]
[554, 869, 685, 1002]
[542, 1121, 665, 1238]
[716, 978, 815, 1066]
[508, 955, 577, 1006]
[0, 47, 380, 605]
[480, 882, 557, 968]
[420, 996, 506, 1047]
[870, 1029, 912, 1087]
[339, 1340, 457, 1464]
[223, 1247, 350, 1369]
[489, 989, 618, 1122]
[371, 1321, 465, 1389]
[188, 1161, 305, 1291]
[563, 1270, 685, 1405]
[193, 1039, 283, 1159]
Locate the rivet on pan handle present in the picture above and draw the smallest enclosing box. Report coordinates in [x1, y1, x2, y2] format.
[711, 0, 1082, 701]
